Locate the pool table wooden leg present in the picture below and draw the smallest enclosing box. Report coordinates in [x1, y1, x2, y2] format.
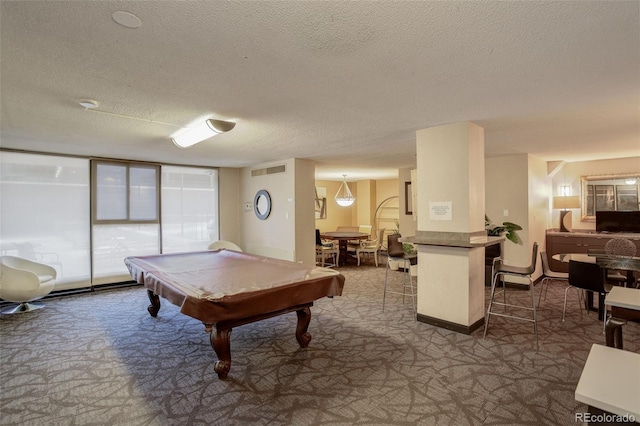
[146, 290, 160, 317]
[210, 327, 232, 380]
[296, 307, 312, 347]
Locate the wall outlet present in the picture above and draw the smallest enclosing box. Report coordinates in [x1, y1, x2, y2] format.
[244, 202, 252, 211]
[503, 209, 509, 217]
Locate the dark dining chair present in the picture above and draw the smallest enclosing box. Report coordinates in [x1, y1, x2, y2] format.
[563, 260, 611, 333]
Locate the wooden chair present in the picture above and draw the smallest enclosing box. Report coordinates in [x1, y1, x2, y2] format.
[315, 229, 338, 267]
[356, 228, 386, 266]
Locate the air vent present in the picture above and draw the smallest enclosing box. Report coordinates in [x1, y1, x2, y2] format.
[251, 165, 286, 176]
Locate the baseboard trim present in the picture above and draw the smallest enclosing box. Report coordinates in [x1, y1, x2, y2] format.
[417, 314, 484, 335]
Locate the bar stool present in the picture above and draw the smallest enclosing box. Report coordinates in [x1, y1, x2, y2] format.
[382, 234, 417, 317]
[483, 242, 539, 349]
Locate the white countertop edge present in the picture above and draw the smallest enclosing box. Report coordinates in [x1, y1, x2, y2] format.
[605, 286, 640, 310]
[574, 344, 640, 418]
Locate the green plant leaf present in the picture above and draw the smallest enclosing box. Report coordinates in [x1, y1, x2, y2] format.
[503, 221, 522, 230]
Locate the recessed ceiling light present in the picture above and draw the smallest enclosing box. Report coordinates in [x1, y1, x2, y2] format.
[79, 99, 99, 109]
[112, 11, 142, 29]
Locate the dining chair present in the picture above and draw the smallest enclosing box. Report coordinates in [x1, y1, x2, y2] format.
[315, 229, 338, 267]
[356, 228, 386, 266]
[382, 234, 416, 317]
[484, 242, 539, 349]
[537, 251, 569, 307]
[348, 225, 373, 252]
[563, 260, 611, 333]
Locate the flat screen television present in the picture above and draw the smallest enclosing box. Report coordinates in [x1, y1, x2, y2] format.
[595, 211, 640, 233]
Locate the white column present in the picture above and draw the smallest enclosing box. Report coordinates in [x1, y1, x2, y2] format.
[415, 122, 486, 332]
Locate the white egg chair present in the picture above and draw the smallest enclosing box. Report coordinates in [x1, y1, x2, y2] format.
[0, 256, 56, 314]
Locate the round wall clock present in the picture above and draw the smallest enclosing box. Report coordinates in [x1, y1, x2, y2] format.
[254, 189, 271, 220]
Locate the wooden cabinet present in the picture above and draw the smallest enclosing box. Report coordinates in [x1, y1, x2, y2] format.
[546, 232, 640, 272]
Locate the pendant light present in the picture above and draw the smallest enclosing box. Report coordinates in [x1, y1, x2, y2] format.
[335, 174, 355, 207]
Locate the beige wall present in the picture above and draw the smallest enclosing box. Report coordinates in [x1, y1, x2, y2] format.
[485, 154, 548, 281]
[314, 179, 356, 233]
[551, 157, 640, 231]
[228, 158, 316, 265]
[356, 180, 376, 229]
[485, 154, 639, 281]
[220, 154, 638, 271]
[293, 159, 317, 265]
[486, 155, 532, 269]
[218, 167, 241, 245]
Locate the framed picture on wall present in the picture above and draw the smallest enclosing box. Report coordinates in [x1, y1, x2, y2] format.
[405, 182, 413, 215]
[315, 187, 327, 219]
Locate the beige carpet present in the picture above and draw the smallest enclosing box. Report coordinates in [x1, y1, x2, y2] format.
[1, 261, 638, 425]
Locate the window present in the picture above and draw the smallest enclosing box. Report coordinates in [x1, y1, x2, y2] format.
[93, 161, 159, 223]
[1, 153, 220, 288]
[161, 166, 218, 253]
[0, 152, 91, 290]
[91, 160, 160, 284]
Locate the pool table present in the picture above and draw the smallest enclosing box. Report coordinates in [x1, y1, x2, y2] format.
[125, 250, 345, 379]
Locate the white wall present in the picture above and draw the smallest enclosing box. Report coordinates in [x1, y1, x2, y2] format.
[237, 158, 315, 265]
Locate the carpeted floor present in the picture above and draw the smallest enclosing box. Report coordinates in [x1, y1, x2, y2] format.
[1, 261, 638, 425]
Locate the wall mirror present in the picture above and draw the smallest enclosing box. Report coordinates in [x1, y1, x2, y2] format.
[581, 173, 640, 220]
[254, 189, 272, 220]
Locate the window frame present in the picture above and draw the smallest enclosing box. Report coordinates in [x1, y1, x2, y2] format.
[91, 159, 161, 225]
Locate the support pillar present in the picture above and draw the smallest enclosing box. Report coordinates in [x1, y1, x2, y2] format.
[408, 122, 501, 334]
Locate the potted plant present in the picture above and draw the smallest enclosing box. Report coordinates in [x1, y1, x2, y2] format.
[485, 215, 522, 244]
[484, 215, 522, 286]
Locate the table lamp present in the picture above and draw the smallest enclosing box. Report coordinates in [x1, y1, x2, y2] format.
[553, 196, 581, 232]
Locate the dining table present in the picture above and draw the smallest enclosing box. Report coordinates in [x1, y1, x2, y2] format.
[552, 252, 640, 321]
[320, 231, 369, 265]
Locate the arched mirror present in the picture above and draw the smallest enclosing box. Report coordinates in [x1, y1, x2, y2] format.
[254, 189, 271, 220]
[581, 173, 640, 220]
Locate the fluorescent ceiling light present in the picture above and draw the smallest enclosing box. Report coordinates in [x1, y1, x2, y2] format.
[172, 119, 236, 148]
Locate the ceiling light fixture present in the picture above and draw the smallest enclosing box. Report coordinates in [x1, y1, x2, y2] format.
[335, 174, 356, 207]
[171, 119, 236, 148]
[112, 11, 142, 29]
[79, 99, 99, 109]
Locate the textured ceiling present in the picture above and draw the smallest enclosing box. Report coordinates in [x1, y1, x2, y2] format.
[1, 1, 639, 180]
